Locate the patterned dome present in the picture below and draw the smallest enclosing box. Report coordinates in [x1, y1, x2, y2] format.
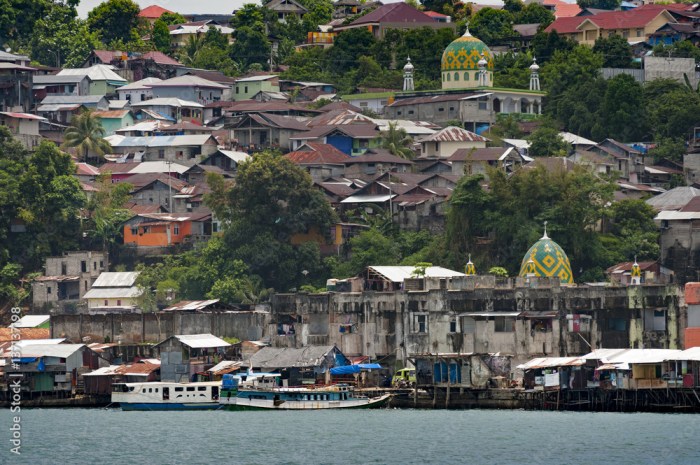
[441, 29, 494, 73]
[518, 230, 573, 284]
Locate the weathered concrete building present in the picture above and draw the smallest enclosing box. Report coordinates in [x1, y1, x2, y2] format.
[32, 251, 108, 312]
[269, 278, 684, 367]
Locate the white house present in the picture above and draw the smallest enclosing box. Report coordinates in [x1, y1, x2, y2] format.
[82, 271, 142, 312]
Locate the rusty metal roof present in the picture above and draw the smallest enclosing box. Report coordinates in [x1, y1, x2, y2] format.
[420, 126, 489, 143]
[516, 357, 586, 370]
[0, 328, 51, 342]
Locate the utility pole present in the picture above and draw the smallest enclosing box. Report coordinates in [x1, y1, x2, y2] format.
[167, 160, 173, 212]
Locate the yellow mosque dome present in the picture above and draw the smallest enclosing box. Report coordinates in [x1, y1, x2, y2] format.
[441, 28, 494, 90]
[518, 227, 573, 284]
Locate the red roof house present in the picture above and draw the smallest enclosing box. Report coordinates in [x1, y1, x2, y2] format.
[334, 2, 454, 37]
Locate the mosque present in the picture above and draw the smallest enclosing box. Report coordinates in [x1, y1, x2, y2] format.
[384, 27, 545, 134]
[465, 224, 574, 285]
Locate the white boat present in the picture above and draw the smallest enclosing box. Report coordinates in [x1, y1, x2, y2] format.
[111, 381, 222, 410]
[219, 374, 391, 410]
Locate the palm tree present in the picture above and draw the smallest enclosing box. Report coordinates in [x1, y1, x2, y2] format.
[381, 122, 414, 159]
[179, 35, 203, 67]
[62, 110, 112, 164]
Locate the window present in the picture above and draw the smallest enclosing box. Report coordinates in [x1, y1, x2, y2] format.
[117, 300, 121, 306]
[446, 73, 450, 81]
[176, 150, 184, 159]
[142, 226, 150, 233]
[622, 30, 629, 39]
[174, 225, 180, 235]
[412, 314, 427, 333]
[438, 107, 444, 112]
[408, 110, 414, 115]
[608, 318, 627, 331]
[186, 387, 195, 392]
[93, 262, 97, 270]
[449, 318, 457, 333]
[449, 106, 455, 112]
[81, 261, 87, 273]
[84, 281, 88, 291]
[130, 226, 138, 235]
[104, 300, 108, 306]
[494, 317, 515, 332]
[478, 100, 487, 111]
[236, 86, 239, 94]
[99, 260, 104, 269]
[174, 387, 184, 392]
[61, 262, 67, 275]
[158, 149, 165, 159]
[464, 72, 469, 81]
[636, 28, 643, 36]
[47, 286, 52, 294]
[244, 86, 248, 93]
[198, 386, 207, 391]
[454, 72, 459, 81]
[359, 102, 368, 107]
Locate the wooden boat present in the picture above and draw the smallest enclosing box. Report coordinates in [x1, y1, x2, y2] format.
[111, 381, 222, 410]
[219, 373, 391, 411]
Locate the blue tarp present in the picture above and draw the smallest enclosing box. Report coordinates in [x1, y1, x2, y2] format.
[11, 357, 38, 364]
[330, 363, 383, 375]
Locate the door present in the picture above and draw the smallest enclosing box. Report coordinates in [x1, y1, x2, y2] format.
[163, 387, 169, 400]
[212, 386, 219, 400]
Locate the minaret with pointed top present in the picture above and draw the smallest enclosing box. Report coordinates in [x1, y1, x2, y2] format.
[465, 254, 476, 276]
[542, 220, 549, 240]
[630, 256, 641, 286]
[529, 57, 540, 91]
[477, 52, 488, 87]
[403, 56, 414, 92]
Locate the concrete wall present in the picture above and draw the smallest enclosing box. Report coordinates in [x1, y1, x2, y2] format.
[50, 311, 269, 344]
[270, 283, 683, 367]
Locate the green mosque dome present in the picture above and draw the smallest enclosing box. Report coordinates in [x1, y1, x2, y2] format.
[441, 29, 494, 74]
[518, 227, 573, 284]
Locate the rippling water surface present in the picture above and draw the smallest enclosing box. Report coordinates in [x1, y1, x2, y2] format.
[1, 408, 698, 465]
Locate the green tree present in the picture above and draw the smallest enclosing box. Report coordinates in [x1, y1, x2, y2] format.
[62, 111, 112, 164]
[152, 18, 171, 53]
[649, 137, 686, 164]
[230, 26, 271, 70]
[503, 0, 523, 13]
[230, 4, 270, 33]
[531, 31, 576, 64]
[515, 4, 554, 27]
[527, 126, 571, 157]
[328, 28, 376, 74]
[592, 34, 632, 68]
[206, 152, 336, 290]
[445, 175, 492, 269]
[599, 73, 647, 142]
[577, 0, 621, 10]
[381, 122, 414, 159]
[470, 8, 516, 45]
[159, 11, 187, 25]
[87, 0, 141, 45]
[86, 173, 132, 268]
[178, 35, 203, 67]
[645, 80, 700, 140]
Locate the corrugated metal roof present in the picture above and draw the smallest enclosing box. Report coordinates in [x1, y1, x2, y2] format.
[15, 339, 65, 346]
[0, 112, 47, 121]
[173, 334, 231, 349]
[117, 77, 163, 91]
[207, 360, 242, 375]
[340, 194, 395, 204]
[57, 65, 127, 82]
[12, 344, 85, 358]
[216, 150, 251, 163]
[163, 300, 220, 311]
[83, 286, 143, 299]
[148, 75, 228, 89]
[0, 328, 51, 342]
[665, 347, 700, 361]
[130, 98, 203, 108]
[9, 315, 50, 328]
[105, 134, 215, 148]
[246, 346, 337, 369]
[646, 187, 700, 211]
[367, 266, 466, 282]
[583, 348, 683, 364]
[83, 361, 160, 376]
[516, 357, 586, 370]
[91, 272, 140, 288]
[419, 126, 489, 143]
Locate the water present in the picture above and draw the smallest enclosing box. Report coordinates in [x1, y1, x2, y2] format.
[0, 408, 698, 465]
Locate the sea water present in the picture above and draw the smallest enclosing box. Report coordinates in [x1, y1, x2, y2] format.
[0, 408, 698, 465]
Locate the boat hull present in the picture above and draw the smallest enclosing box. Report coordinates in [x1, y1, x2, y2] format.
[221, 394, 391, 411]
[120, 402, 222, 411]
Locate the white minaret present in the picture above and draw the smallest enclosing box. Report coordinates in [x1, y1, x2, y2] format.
[403, 56, 414, 92]
[529, 57, 540, 91]
[477, 52, 488, 87]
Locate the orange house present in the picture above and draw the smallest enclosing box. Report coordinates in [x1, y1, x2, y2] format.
[123, 212, 212, 248]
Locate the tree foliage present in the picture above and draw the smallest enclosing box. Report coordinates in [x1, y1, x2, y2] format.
[62, 111, 112, 164]
[87, 0, 141, 45]
[206, 152, 337, 290]
[592, 34, 632, 68]
[470, 8, 516, 45]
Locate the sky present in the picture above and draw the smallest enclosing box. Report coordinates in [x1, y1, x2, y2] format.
[77, 0, 253, 18]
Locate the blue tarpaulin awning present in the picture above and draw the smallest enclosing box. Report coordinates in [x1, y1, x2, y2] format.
[330, 363, 383, 375]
